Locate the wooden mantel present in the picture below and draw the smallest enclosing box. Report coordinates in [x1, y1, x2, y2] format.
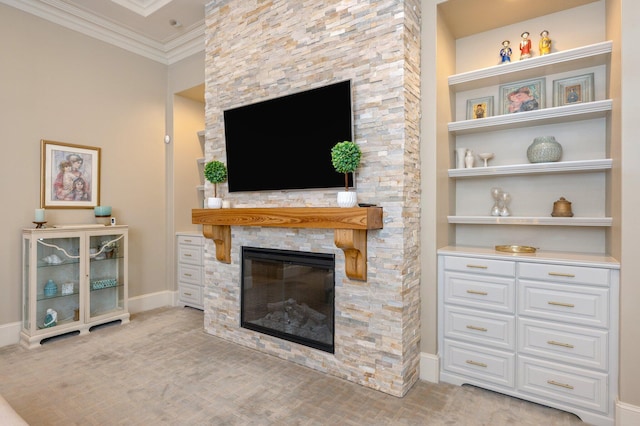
[192, 207, 383, 280]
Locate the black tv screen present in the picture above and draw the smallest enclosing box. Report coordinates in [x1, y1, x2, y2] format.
[223, 80, 354, 192]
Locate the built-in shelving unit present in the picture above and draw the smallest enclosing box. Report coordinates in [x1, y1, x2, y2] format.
[436, 3, 619, 424]
[446, 40, 613, 233]
[196, 131, 205, 207]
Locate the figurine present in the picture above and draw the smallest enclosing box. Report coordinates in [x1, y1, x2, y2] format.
[44, 308, 57, 328]
[499, 40, 512, 63]
[539, 30, 551, 55]
[519, 31, 532, 59]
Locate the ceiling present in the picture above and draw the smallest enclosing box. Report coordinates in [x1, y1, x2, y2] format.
[1, 0, 208, 64]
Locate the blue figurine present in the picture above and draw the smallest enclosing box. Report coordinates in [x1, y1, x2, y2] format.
[500, 40, 512, 64]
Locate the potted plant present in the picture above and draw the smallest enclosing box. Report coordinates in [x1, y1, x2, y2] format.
[330, 141, 362, 207]
[204, 160, 228, 209]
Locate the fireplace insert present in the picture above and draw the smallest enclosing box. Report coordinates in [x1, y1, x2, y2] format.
[241, 246, 335, 353]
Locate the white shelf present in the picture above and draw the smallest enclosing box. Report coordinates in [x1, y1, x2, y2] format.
[448, 100, 612, 135]
[449, 159, 611, 178]
[449, 41, 612, 92]
[448, 216, 612, 227]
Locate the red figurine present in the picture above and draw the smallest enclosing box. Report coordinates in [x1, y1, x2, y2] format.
[519, 31, 532, 59]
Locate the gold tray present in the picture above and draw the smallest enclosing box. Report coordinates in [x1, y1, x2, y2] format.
[495, 245, 537, 253]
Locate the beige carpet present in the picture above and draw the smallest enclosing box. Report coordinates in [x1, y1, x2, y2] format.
[0, 307, 585, 425]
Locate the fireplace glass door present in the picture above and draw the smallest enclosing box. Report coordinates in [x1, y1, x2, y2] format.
[241, 247, 335, 353]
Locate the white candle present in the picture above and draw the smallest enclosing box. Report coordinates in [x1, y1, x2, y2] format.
[35, 208, 45, 222]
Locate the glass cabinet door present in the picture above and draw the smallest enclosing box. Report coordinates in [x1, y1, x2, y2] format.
[31, 235, 82, 331]
[88, 233, 126, 321]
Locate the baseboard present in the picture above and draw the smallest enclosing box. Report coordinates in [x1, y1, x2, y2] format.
[0, 321, 21, 348]
[419, 351, 439, 383]
[617, 399, 640, 425]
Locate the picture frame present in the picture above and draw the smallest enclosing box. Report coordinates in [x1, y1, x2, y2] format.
[41, 140, 101, 209]
[466, 96, 494, 120]
[553, 73, 594, 107]
[499, 78, 545, 115]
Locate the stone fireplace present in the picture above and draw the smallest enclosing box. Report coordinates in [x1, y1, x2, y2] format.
[201, 0, 421, 397]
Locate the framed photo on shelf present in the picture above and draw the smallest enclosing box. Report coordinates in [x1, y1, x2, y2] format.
[466, 96, 494, 120]
[498, 78, 545, 115]
[41, 140, 101, 209]
[553, 73, 594, 106]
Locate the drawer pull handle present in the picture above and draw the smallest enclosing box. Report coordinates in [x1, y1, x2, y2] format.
[184, 253, 192, 257]
[466, 360, 487, 368]
[547, 380, 574, 390]
[466, 325, 488, 332]
[466, 290, 488, 296]
[548, 272, 575, 278]
[466, 264, 488, 269]
[548, 301, 575, 308]
[547, 340, 574, 349]
[184, 239, 192, 243]
[183, 273, 192, 277]
[184, 292, 192, 296]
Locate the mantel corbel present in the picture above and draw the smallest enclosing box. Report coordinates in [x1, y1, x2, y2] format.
[192, 207, 383, 281]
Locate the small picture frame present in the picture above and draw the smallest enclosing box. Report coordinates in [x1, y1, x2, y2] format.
[41, 140, 101, 209]
[553, 73, 594, 107]
[466, 96, 494, 120]
[499, 78, 545, 115]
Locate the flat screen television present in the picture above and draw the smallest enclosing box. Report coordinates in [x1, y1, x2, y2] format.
[223, 80, 354, 192]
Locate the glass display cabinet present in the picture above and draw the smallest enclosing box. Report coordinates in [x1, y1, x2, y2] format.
[21, 225, 129, 348]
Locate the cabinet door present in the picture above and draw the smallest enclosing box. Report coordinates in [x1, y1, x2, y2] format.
[87, 232, 126, 321]
[29, 234, 83, 332]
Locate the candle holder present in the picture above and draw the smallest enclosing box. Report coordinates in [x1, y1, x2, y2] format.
[33, 221, 47, 229]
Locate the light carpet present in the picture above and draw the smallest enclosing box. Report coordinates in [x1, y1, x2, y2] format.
[0, 307, 585, 425]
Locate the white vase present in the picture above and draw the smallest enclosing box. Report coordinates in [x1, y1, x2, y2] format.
[455, 148, 467, 169]
[207, 197, 222, 209]
[337, 191, 358, 208]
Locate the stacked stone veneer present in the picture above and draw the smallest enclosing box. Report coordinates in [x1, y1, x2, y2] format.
[202, 0, 421, 397]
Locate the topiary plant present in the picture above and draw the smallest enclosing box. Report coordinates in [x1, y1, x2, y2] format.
[331, 141, 361, 191]
[204, 160, 227, 197]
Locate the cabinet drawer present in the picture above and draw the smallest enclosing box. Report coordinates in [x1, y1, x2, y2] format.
[444, 305, 515, 351]
[519, 318, 608, 370]
[177, 264, 202, 286]
[519, 280, 609, 328]
[518, 262, 610, 287]
[444, 256, 515, 277]
[444, 272, 515, 314]
[178, 244, 203, 266]
[443, 339, 515, 388]
[518, 355, 608, 414]
[177, 234, 203, 247]
[179, 282, 202, 306]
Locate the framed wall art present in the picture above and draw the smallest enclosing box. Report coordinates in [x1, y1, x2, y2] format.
[499, 78, 545, 115]
[466, 96, 494, 120]
[553, 73, 594, 106]
[41, 140, 101, 208]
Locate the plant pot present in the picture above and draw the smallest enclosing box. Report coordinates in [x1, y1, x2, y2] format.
[337, 191, 357, 208]
[207, 197, 223, 209]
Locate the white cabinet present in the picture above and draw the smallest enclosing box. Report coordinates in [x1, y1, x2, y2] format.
[438, 247, 619, 426]
[176, 232, 204, 309]
[21, 226, 129, 348]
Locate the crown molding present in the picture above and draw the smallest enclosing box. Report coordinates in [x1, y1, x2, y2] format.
[110, 0, 173, 17]
[0, 0, 204, 65]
